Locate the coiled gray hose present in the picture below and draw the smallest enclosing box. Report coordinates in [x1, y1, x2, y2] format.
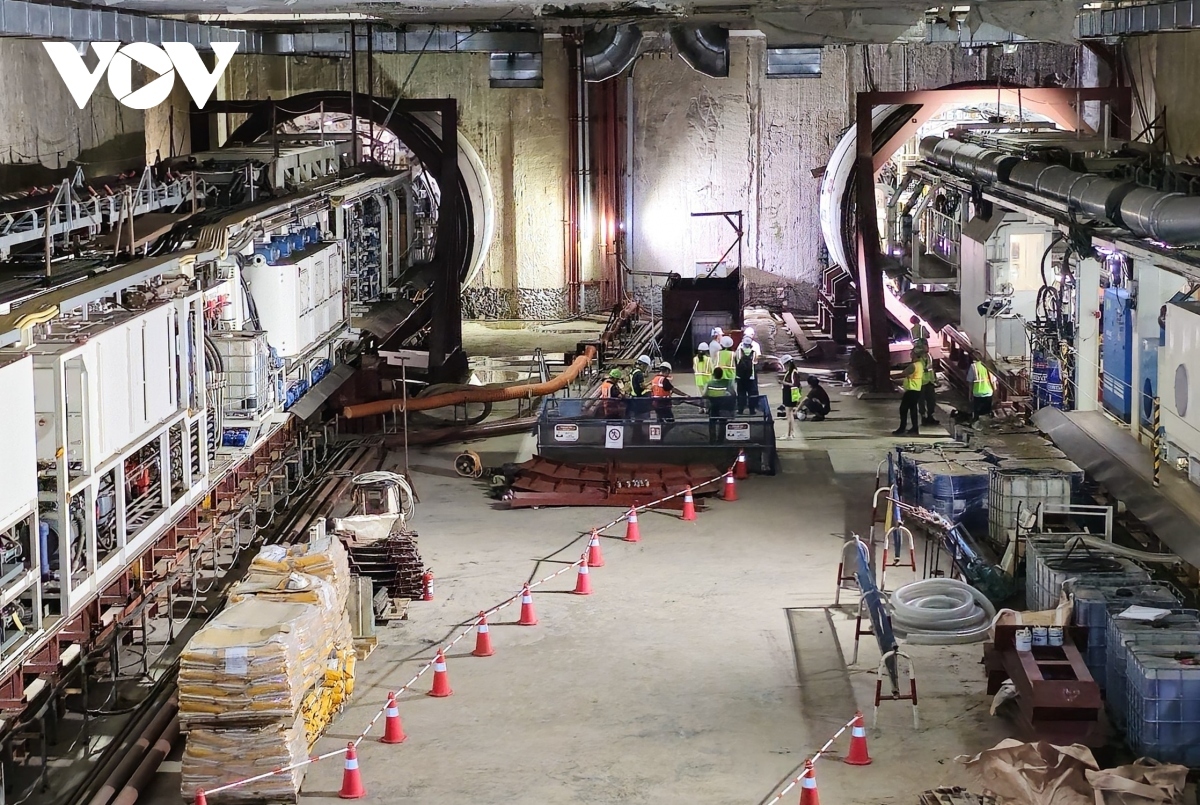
[889, 578, 997, 645]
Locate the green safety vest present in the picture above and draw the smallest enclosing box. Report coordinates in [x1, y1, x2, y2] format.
[705, 377, 732, 397]
[716, 350, 735, 371]
[921, 355, 935, 386]
[971, 361, 993, 397]
[904, 361, 924, 392]
[694, 355, 712, 390]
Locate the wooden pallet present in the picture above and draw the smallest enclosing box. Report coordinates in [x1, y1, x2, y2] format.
[353, 635, 378, 661]
[377, 597, 410, 624]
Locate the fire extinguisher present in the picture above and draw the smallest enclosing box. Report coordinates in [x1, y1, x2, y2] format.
[421, 570, 434, 602]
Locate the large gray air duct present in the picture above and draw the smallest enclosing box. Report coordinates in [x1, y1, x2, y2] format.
[582, 25, 643, 82]
[670, 25, 729, 78]
[919, 136, 1200, 247]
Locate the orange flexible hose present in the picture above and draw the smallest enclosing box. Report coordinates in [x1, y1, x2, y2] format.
[342, 346, 596, 419]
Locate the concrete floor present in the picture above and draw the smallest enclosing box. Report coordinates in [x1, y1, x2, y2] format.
[294, 386, 1012, 804]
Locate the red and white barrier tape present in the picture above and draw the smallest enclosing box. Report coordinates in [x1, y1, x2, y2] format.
[203, 456, 743, 797]
[760, 714, 859, 805]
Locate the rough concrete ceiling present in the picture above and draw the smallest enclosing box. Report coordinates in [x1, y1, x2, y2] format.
[88, 0, 1082, 43]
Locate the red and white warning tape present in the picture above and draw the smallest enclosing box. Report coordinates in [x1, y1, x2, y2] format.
[202, 456, 745, 798]
[759, 714, 860, 805]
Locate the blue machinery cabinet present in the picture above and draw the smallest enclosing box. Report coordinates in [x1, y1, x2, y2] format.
[1103, 287, 1134, 422]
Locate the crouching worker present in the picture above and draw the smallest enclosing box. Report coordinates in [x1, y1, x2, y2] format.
[799, 376, 830, 422]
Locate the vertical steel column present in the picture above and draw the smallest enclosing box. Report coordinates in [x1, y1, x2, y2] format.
[366, 24, 374, 163]
[427, 101, 462, 377]
[855, 92, 894, 392]
[350, 22, 359, 166]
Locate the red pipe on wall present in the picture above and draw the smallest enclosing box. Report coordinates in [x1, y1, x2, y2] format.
[565, 34, 583, 314]
[587, 75, 626, 309]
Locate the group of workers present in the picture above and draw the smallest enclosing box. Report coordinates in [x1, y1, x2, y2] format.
[894, 316, 994, 436]
[596, 355, 684, 421]
[596, 324, 832, 440]
[693, 326, 763, 415]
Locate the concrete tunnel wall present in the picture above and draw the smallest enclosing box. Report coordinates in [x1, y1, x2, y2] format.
[0, 37, 1078, 319]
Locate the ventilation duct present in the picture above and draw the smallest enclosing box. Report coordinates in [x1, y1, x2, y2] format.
[581, 25, 642, 82]
[670, 25, 729, 78]
[919, 136, 1200, 247]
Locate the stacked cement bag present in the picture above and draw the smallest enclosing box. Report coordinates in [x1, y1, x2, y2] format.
[181, 713, 308, 803]
[180, 537, 356, 804]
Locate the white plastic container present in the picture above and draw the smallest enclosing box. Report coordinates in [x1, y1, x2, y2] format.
[1016, 628, 1033, 652]
[1032, 625, 1049, 646]
[1048, 626, 1064, 647]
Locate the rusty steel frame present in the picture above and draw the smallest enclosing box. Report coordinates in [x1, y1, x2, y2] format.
[0, 423, 295, 718]
[853, 85, 1132, 391]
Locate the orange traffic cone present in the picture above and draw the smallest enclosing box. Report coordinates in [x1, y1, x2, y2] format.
[587, 530, 605, 568]
[624, 507, 641, 542]
[681, 486, 696, 521]
[798, 760, 819, 805]
[428, 650, 453, 697]
[735, 450, 749, 479]
[573, 559, 593, 595]
[195, 791, 207, 805]
[380, 691, 407, 743]
[723, 472, 738, 502]
[473, 612, 494, 657]
[845, 712, 872, 765]
[338, 743, 365, 799]
[518, 585, 538, 626]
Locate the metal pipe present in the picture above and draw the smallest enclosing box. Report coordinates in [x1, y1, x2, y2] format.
[921, 135, 1200, 246]
[110, 718, 180, 805]
[624, 64, 636, 285]
[87, 699, 178, 805]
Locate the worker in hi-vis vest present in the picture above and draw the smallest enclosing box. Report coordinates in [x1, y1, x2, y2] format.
[909, 315, 929, 343]
[734, 335, 759, 415]
[705, 366, 735, 441]
[915, 340, 939, 426]
[693, 342, 713, 395]
[893, 355, 924, 436]
[968, 350, 994, 422]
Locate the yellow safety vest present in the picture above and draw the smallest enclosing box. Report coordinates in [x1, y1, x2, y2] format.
[694, 355, 712, 393]
[716, 350, 735, 371]
[921, 355, 935, 386]
[904, 361, 924, 392]
[971, 361, 993, 397]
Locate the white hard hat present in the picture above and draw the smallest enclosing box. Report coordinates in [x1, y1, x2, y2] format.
[698, 341, 709, 351]
[780, 355, 794, 364]
[720, 336, 733, 348]
[658, 361, 672, 371]
[745, 326, 756, 338]
[711, 326, 724, 336]
[637, 354, 652, 366]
